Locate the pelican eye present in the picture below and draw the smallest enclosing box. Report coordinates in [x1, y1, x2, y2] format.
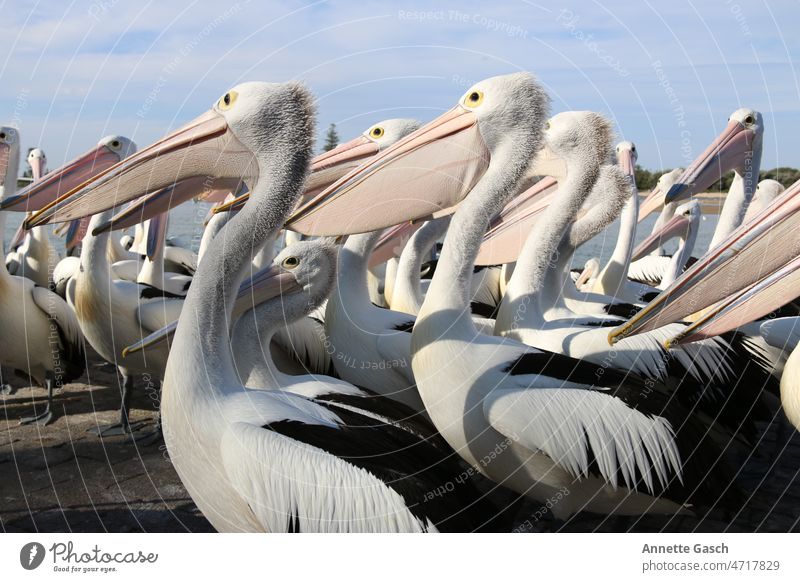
[744, 114, 754, 125]
[111, 140, 121, 149]
[0, 132, 6, 140]
[219, 90, 238, 110]
[544, 121, 551, 130]
[464, 90, 484, 108]
[282, 256, 299, 269]
[370, 126, 384, 139]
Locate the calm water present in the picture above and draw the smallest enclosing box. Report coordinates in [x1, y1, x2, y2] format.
[3, 201, 721, 270]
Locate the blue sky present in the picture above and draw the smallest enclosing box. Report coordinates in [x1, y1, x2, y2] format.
[1, 0, 798, 173]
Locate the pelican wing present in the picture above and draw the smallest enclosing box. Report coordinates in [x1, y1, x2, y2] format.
[760, 317, 800, 352]
[136, 298, 184, 335]
[483, 386, 680, 495]
[31, 286, 86, 380]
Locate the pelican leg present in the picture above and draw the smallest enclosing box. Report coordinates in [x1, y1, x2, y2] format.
[19, 373, 55, 426]
[88, 373, 144, 437]
[132, 380, 163, 446]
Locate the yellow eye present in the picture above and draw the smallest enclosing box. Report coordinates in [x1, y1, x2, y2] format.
[464, 90, 484, 108]
[282, 256, 299, 269]
[369, 126, 384, 139]
[218, 90, 238, 110]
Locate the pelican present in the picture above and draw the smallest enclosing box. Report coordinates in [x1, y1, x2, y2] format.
[631, 199, 701, 295]
[744, 179, 785, 223]
[390, 217, 450, 315]
[12, 135, 185, 437]
[588, 141, 657, 302]
[658, 108, 764, 251]
[0, 126, 85, 424]
[491, 112, 773, 442]
[58, 81, 510, 532]
[6, 148, 59, 287]
[627, 168, 688, 287]
[616, 183, 800, 429]
[291, 74, 740, 517]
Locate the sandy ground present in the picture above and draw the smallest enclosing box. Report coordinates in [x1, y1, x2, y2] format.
[1, 350, 213, 533]
[1, 348, 799, 533]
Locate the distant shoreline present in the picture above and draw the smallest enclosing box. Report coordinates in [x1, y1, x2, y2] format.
[639, 191, 725, 215]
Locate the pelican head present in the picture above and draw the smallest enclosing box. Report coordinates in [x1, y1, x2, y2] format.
[288, 72, 550, 236]
[615, 141, 637, 178]
[27, 148, 48, 181]
[638, 167, 685, 223]
[663, 108, 763, 207]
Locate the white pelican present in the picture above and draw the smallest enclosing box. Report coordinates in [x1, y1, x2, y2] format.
[492, 112, 773, 442]
[618, 185, 800, 429]
[5, 148, 59, 287]
[291, 74, 741, 517]
[60, 81, 508, 532]
[15, 135, 185, 437]
[627, 168, 688, 287]
[0, 126, 85, 424]
[744, 179, 785, 223]
[390, 217, 450, 315]
[588, 141, 657, 302]
[659, 108, 764, 251]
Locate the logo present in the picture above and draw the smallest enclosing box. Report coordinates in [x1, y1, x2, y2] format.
[20, 542, 46, 570]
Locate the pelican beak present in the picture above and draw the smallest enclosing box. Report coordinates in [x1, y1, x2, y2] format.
[9, 220, 26, 249]
[609, 178, 800, 344]
[666, 255, 800, 347]
[286, 106, 488, 235]
[368, 221, 424, 268]
[664, 119, 757, 205]
[65, 218, 90, 250]
[145, 214, 168, 260]
[638, 186, 664, 222]
[475, 176, 558, 266]
[122, 264, 303, 357]
[212, 135, 381, 216]
[93, 176, 242, 234]
[27, 109, 254, 227]
[122, 320, 178, 357]
[631, 213, 690, 261]
[30, 156, 47, 182]
[1, 143, 123, 212]
[211, 189, 249, 214]
[617, 147, 636, 180]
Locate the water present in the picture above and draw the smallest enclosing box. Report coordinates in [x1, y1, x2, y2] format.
[572, 213, 720, 271]
[3, 202, 721, 270]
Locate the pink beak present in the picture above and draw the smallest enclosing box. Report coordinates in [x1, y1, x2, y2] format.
[609, 177, 800, 343]
[664, 120, 757, 206]
[27, 109, 249, 228]
[631, 213, 691, 262]
[92, 176, 242, 234]
[286, 106, 488, 236]
[665, 254, 800, 346]
[1, 143, 124, 213]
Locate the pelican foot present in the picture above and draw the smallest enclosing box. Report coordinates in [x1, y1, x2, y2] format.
[20, 409, 54, 426]
[87, 421, 146, 437]
[131, 425, 163, 446]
